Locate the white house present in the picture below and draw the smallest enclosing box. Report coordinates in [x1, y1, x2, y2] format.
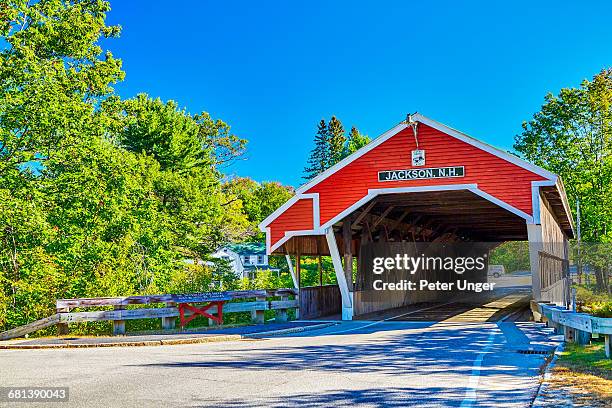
[211, 242, 279, 279]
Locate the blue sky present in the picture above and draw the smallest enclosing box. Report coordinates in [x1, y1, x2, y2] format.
[104, 1, 612, 187]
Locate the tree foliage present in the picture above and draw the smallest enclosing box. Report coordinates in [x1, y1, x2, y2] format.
[327, 116, 346, 165]
[346, 126, 371, 156]
[223, 177, 294, 241]
[0, 1, 289, 331]
[489, 242, 530, 273]
[515, 68, 612, 292]
[118, 94, 246, 171]
[303, 119, 330, 180]
[515, 69, 612, 242]
[0, 0, 124, 176]
[303, 117, 370, 180]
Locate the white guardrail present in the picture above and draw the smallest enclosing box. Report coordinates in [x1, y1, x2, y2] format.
[531, 301, 612, 358]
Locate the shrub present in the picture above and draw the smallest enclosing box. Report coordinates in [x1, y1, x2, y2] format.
[581, 302, 612, 318]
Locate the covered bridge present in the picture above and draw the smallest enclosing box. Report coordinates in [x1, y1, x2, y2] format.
[259, 113, 574, 320]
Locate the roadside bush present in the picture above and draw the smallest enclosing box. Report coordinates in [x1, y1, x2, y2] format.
[575, 285, 612, 317]
[581, 302, 612, 318]
[575, 285, 612, 305]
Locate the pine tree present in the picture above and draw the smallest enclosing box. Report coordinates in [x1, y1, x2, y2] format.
[303, 119, 330, 180]
[327, 116, 346, 166]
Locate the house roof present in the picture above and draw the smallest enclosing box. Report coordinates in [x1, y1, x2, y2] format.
[226, 242, 266, 256]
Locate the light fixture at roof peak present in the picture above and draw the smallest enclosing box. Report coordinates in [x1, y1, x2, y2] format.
[406, 113, 420, 151]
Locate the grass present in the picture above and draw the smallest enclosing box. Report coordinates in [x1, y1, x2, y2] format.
[558, 343, 612, 376]
[549, 342, 612, 406]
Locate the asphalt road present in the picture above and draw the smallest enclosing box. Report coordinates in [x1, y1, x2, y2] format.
[1, 302, 561, 407]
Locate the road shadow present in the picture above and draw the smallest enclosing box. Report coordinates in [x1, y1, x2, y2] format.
[131, 320, 557, 406]
[133, 322, 554, 377]
[190, 385, 534, 407]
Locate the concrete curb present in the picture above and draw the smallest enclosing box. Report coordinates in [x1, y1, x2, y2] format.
[531, 341, 565, 407]
[0, 322, 337, 350]
[243, 322, 338, 338]
[0, 334, 244, 349]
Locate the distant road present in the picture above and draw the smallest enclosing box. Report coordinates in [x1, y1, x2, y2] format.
[490, 271, 532, 288]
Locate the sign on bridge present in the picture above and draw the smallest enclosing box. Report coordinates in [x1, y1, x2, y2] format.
[378, 166, 465, 182]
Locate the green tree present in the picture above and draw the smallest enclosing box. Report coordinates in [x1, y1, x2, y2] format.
[223, 177, 262, 226]
[256, 181, 294, 221]
[118, 94, 246, 172]
[0, 1, 254, 331]
[304, 118, 370, 180]
[0, 0, 124, 177]
[303, 119, 329, 180]
[345, 126, 371, 157]
[514, 68, 612, 291]
[119, 95, 207, 171]
[489, 242, 530, 273]
[515, 69, 612, 242]
[223, 177, 294, 241]
[115, 95, 251, 255]
[328, 115, 346, 165]
[0, 0, 125, 328]
[578, 242, 611, 293]
[194, 112, 246, 168]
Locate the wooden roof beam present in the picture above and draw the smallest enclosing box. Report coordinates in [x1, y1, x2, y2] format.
[371, 206, 395, 230]
[351, 200, 377, 229]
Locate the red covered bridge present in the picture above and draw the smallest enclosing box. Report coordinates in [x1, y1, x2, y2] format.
[259, 113, 574, 320]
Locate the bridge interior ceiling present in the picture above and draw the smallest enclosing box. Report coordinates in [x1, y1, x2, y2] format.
[359, 190, 528, 242]
[278, 190, 529, 256]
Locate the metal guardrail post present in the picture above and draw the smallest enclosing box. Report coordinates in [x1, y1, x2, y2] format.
[537, 302, 601, 349]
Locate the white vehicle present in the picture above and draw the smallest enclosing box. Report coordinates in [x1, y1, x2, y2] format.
[488, 265, 505, 278]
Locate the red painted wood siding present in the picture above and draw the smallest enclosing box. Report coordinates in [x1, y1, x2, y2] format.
[307, 124, 546, 225]
[268, 123, 546, 249]
[269, 198, 314, 246]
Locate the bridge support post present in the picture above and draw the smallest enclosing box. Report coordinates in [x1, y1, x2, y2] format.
[285, 255, 299, 290]
[326, 228, 353, 320]
[285, 255, 300, 319]
[562, 324, 591, 345]
[527, 223, 543, 302]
